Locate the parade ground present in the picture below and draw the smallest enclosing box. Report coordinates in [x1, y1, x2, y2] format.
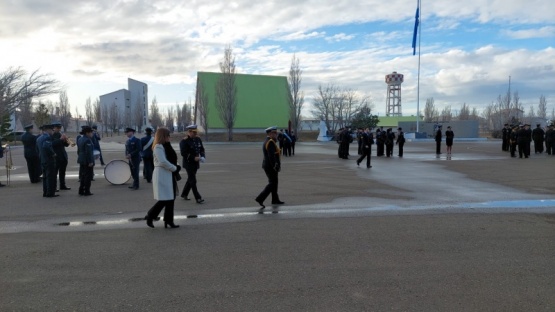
[1, 138, 554, 311]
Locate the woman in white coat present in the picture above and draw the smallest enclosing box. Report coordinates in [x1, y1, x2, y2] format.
[145, 127, 181, 228]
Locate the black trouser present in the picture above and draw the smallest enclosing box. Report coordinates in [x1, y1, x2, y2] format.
[256, 168, 279, 203]
[42, 162, 57, 196]
[386, 143, 394, 157]
[79, 165, 93, 194]
[25, 155, 41, 183]
[181, 162, 201, 200]
[56, 158, 68, 188]
[518, 142, 527, 158]
[398, 143, 404, 157]
[502, 139, 508, 151]
[534, 140, 544, 153]
[436, 141, 441, 154]
[147, 200, 175, 223]
[142, 157, 154, 182]
[377, 142, 384, 156]
[357, 147, 371, 168]
[510, 142, 517, 157]
[129, 158, 141, 188]
[546, 141, 552, 155]
[291, 142, 295, 155]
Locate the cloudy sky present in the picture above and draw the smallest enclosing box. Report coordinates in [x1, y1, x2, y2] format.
[1, 0, 554, 118]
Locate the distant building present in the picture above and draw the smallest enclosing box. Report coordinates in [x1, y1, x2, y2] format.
[99, 78, 148, 131]
[194, 72, 290, 132]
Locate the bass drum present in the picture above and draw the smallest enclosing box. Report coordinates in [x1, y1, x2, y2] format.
[104, 160, 131, 185]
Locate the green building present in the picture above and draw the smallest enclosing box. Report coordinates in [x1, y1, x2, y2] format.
[194, 72, 290, 132]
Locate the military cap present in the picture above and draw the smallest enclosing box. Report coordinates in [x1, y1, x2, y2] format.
[81, 126, 93, 134]
[145, 127, 153, 133]
[504, 123, 508, 126]
[24, 124, 34, 130]
[186, 125, 198, 131]
[42, 124, 54, 130]
[125, 127, 136, 133]
[398, 127, 402, 130]
[51, 122, 62, 128]
[92, 125, 98, 130]
[265, 126, 277, 133]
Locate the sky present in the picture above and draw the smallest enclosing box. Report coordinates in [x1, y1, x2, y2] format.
[1, 0, 554, 119]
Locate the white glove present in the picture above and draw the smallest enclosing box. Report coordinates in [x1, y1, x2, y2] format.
[200, 157, 206, 163]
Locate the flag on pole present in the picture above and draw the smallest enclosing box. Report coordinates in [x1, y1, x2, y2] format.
[412, 2, 420, 55]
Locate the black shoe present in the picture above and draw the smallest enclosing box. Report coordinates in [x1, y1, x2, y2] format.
[356, 161, 360, 166]
[84, 192, 93, 196]
[146, 218, 154, 228]
[55, 189, 60, 192]
[367, 166, 372, 168]
[196, 198, 204, 204]
[255, 199, 265, 209]
[181, 196, 191, 200]
[164, 222, 180, 229]
[60, 187, 71, 190]
[0, 183, 5, 187]
[272, 201, 285, 205]
[46, 194, 60, 198]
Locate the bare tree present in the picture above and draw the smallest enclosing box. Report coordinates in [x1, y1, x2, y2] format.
[215, 46, 237, 141]
[538, 95, 547, 119]
[149, 97, 163, 129]
[288, 54, 304, 137]
[58, 90, 72, 131]
[85, 97, 94, 126]
[196, 80, 209, 138]
[470, 107, 479, 120]
[458, 103, 470, 120]
[164, 106, 175, 131]
[0, 67, 59, 115]
[423, 97, 438, 122]
[74, 106, 81, 132]
[311, 84, 340, 133]
[440, 105, 452, 122]
[527, 105, 535, 118]
[108, 102, 120, 135]
[17, 97, 34, 128]
[34, 101, 50, 128]
[101, 103, 109, 136]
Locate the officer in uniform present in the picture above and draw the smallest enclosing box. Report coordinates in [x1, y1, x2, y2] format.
[396, 127, 406, 157]
[516, 124, 529, 158]
[376, 127, 385, 156]
[501, 123, 510, 151]
[509, 125, 518, 157]
[38, 124, 58, 197]
[524, 124, 532, 157]
[545, 124, 554, 155]
[21, 124, 42, 183]
[385, 128, 395, 157]
[255, 126, 284, 210]
[51, 122, 71, 190]
[356, 127, 374, 168]
[77, 126, 95, 196]
[179, 125, 206, 203]
[125, 127, 142, 190]
[91, 125, 105, 166]
[141, 127, 154, 183]
[435, 125, 442, 155]
[532, 123, 545, 154]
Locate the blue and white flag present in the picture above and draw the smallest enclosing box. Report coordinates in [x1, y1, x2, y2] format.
[412, 1, 420, 55]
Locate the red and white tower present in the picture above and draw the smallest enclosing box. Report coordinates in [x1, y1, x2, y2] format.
[385, 71, 404, 116]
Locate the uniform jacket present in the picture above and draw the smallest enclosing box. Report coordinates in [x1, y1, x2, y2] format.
[52, 132, 69, 161]
[77, 136, 95, 166]
[532, 127, 545, 141]
[262, 136, 281, 171]
[39, 134, 56, 165]
[92, 131, 101, 151]
[396, 131, 405, 144]
[152, 144, 177, 201]
[21, 131, 39, 158]
[361, 132, 374, 148]
[435, 130, 442, 142]
[140, 134, 154, 159]
[180, 136, 205, 168]
[125, 136, 142, 161]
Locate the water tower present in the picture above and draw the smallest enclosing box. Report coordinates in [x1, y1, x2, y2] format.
[385, 71, 404, 116]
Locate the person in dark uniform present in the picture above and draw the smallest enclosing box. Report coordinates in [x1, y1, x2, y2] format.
[516, 124, 529, 158]
[509, 125, 518, 157]
[435, 125, 442, 155]
[141, 127, 154, 183]
[290, 130, 297, 155]
[524, 124, 532, 157]
[0, 143, 4, 187]
[356, 127, 374, 168]
[338, 127, 351, 159]
[385, 128, 395, 157]
[125, 127, 142, 190]
[51, 122, 71, 191]
[255, 126, 284, 210]
[532, 124, 545, 154]
[77, 126, 95, 196]
[91, 125, 105, 166]
[445, 126, 454, 155]
[545, 124, 554, 155]
[501, 123, 510, 152]
[179, 125, 205, 203]
[282, 129, 292, 157]
[38, 124, 58, 197]
[356, 128, 363, 155]
[396, 127, 406, 157]
[21, 124, 42, 183]
[376, 127, 385, 156]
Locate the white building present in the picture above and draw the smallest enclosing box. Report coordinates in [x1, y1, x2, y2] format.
[99, 78, 148, 131]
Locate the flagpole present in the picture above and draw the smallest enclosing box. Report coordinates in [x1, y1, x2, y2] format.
[416, 0, 421, 133]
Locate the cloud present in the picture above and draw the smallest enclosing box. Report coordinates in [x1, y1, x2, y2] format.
[325, 33, 355, 43]
[274, 31, 326, 41]
[502, 26, 555, 39]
